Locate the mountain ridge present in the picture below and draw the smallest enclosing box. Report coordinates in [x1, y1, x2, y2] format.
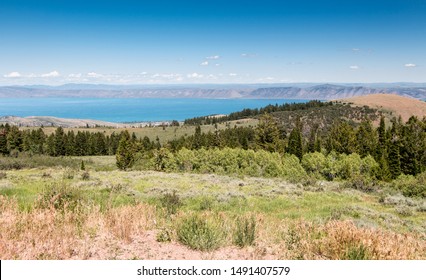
[0, 84, 425, 99]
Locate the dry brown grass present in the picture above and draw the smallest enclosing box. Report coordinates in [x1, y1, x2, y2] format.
[337, 93, 426, 122]
[1, 195, 425, 260]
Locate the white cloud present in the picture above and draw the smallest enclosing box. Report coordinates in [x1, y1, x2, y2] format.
[229, 73, 237, 76]
[206, 55, 220, 60]
[200, 61, 209, 66]
[68, 73, 82, 78]
[87, 72, 103, 78]
[349, 65, 359, 70]
[4, 72, 21, 78]
[241, 53, 257, 58]
[41, 70, 60, 77]
[352, 48, 361, 52]
[187, 73, 203, 78]
[404, 63, 417, 68]
[215, 63, 221, 67]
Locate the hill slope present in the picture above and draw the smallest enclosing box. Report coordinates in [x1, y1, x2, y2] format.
[337, 94, 426, 122]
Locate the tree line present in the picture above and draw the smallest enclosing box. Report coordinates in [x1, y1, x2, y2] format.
[183, 100, 331, 125]
[0, 125, 159, 157]
[1, 112, 426, 182]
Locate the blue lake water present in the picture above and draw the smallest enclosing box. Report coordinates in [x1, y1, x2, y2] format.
[0, 98, 311, 122]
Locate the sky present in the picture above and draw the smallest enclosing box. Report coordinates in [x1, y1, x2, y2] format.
[0, 0, 425, 85]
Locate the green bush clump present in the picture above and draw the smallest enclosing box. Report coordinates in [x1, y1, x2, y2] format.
[160, 191, 182, 216]
[37, 182, 84, 211]
[148, 147, 307, 180]
[233, 215, 256, 247]
[392, 173, 426, 198]
[177, 214, 223, 251]
[343, 244, 370, 260]
[306, 152, 379, 181]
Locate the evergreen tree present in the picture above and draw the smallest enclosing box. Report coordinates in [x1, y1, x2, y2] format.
[0, 131, 8, 155]
[325, 121, 356, 154]
[388, 139, 401, 179]
[53, 127, 65, 156]
[376, 116, 387, 160]
[192, 125, 203, 149]
[116, 131, 135, 170]
[255, 114, 280, 152]
[307, 124, 319, 153]
[287, 126, 303, 160]
[356, 119, 377, 157]
[6, 126, 22, 152]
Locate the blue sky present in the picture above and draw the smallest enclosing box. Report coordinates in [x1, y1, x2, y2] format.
[1, 0, 425, 85]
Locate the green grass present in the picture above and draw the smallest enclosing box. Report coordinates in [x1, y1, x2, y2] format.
[1, 163, 425, 235]
[22, 119, 258, 144]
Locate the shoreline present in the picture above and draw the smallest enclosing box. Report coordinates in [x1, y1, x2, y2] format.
[0, 115, 185, 128]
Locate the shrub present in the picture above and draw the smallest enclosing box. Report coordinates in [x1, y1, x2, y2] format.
[343, 244, 370, 260]
[81, 171, 90, 181]
[153, 147, 307, 180]
[302, 152, 327, 177]
[62, 168, 75, 179]
[343, 176, 376, 192]
[392, 174, 426, 198]
[160, 191, 182, 216]
[0, 171, 6, 179]
[177, 214, 223, 251]
[233, 215, 256, 247]
[156, 228, 172, 242]
[36, 182, 84, 211]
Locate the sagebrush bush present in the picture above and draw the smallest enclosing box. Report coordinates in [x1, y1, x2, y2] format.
[81, 171, 90, 180]
[62, 168, 75, 179]
[156, 228, 172, 242]
[160, 191, 182, 216]
[233, 215, 256, 247]
[0, 155, 80, 170]
[36, 182, 84, 211]
[343, 244, 370, 260]
[176, 214, 223, 251]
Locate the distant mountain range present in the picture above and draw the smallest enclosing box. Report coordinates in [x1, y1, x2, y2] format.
[0, 83, 425, 99]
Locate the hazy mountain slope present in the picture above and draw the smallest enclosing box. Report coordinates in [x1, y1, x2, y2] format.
[1, 84, 426, 99]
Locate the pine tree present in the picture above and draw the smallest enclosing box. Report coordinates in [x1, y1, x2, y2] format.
[54, 127, 65, 156]
[255, 114, 280, 152]
[287, 126, 303, 160]
[388, 139, 401, 179]
[0, 131, 8, 155]
[116, 131, 135, 170]
[6, 126, 22, 152]
[356, 119, 377, 157]
[307, 124, 318, 153]
[326, 121, 356, 154]
[192, 125, 203, 149]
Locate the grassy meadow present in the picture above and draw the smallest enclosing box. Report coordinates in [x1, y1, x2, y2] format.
[0, 155, 425, 259]
[23, 118, 258, 144]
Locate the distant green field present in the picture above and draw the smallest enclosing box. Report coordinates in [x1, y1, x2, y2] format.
[21, 118, 258, 144]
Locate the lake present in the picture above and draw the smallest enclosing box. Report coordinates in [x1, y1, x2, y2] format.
[0, 98, 312, 122]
